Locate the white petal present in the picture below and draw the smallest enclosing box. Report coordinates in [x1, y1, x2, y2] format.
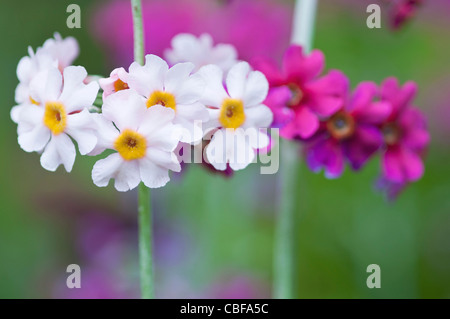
[146, 149, 181, 172]
[203, 108, 221, 135]
[139, 156, 171, 189]
[125, 54, 167, 97]
[165, 64, 205, 105]
[242, 104, 273, 129]
[11, 105, 24, 124]
[164, 62, 195, 92]
[205, 129, 228, 171]
[92, 153, 140, 192]
[18, 123, 50, 152]
[102, 89, 147, 131]
[65, 109, 98, 155]
[175, 103, 208, 144]
[138, 105, 175, 136]
[197, 64, 228, 107]
[243, 70, 269, 107]
[16, 55, 33, 83]
[59, 66, 99, 113]
[226, 61, 250, 100]
[15, 83, 29, 104]
[225, 129, 255, 171]
[88, 113, 119, 156]
[40, 133, 76, 172]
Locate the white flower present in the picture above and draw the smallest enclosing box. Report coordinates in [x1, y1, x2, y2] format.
[91, 89, 183, 192]
[122, 54, 209, 144]
[12, 33, 79, 123]
[39, 32, 79, 70]
[198, 62, 273, 171]
[16, 65, 99, 172]
[98, 67, 129, 100]
[164, 33, 238, 74]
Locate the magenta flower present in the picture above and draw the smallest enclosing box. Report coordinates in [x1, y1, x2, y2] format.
[92, 0, 292, 66]
[255, 45, 349, 139]
[305, 82, 391, 178]
[379, 77, 429, 185]
[389, 0, 423, 30]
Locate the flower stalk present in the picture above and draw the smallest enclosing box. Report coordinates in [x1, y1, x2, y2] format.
[273, 0, 318, 299]
[131, 0, 154, 299]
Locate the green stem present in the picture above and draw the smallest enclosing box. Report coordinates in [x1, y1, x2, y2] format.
[273, 0, 318, 299]
[131, 0, 153, 299]
[138, 183, 154, 299]
[131, 0, 145, 65]
[274, 139, 300, 299]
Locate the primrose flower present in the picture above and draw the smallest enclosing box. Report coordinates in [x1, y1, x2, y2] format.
[98, 67, 129, 99]
[198, 62, 273, 171]
[91, 89, 183, 192]
[39, 32, 79, 71]
[255, 45, 348, 140]
[13, 33, 79, 123]
[164, 33, 238, 73]
[305, 82, 391, 178]
[379, 77, 429, 186]
[14, 66, 99, 172]
[122, 54, 208, 144]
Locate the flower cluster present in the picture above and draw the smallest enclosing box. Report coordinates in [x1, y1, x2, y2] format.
[255, 44, 430, 198]
[12, 33, 272, 191]
[11, 33, 429, 197]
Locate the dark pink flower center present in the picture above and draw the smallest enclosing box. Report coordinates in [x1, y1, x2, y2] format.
[382, 123, 401, 146]
[326, 111, 355, 140]
[287, 83, 304, 108]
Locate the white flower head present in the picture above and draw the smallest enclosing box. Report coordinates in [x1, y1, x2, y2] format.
[164, 33, 238, 74]
[12, 33, 79, 123]
[16, 65, 99, 172]
[122, 54, 209, 145]
[98, 67, 129, 100]
[39, 32, 79, 71]
[198, 61, 273, 171]
[91, 89, 183, 192]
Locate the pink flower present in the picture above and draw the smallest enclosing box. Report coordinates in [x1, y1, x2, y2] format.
[255, 45, 349, 139]
[389, 0, 423, 30]
[98, 67, 129, 100]
[305, 82, 391, 178]
[92, 0, 292, 66]
[379, 77, 429, 185]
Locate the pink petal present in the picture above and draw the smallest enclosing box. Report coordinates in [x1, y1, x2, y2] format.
[381, 77, 417, 117]
[344, 125, 383, 170]
[282, 45, 324, 83]
[348, 81, 378, 114]
[305, 70, 349, 116]
[280, 107, 319, 139]
[252, 58, 285, 86]
[264, 86, 293, 128]
[354, 101, 392, 125]
[382, 146, 404, 183]
[306, 135, 344, 179]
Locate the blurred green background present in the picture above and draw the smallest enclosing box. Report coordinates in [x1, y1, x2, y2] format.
[0, 0, 449, 298]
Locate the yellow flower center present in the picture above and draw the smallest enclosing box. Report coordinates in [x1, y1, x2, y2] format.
[113, 79, 129, 92]
[29, 96, 40, 105]
[43, 101, 67, 135]
[146, 91, 176, 111]
[114, 129, 147, 161]
[219, 98, 246, 129]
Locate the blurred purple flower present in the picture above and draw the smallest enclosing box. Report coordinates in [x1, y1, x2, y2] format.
[207, 275, 269, 299]
[92, 0, 292, 67]
[305, 82, 391, 178]
[377, 77, 430, 197]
